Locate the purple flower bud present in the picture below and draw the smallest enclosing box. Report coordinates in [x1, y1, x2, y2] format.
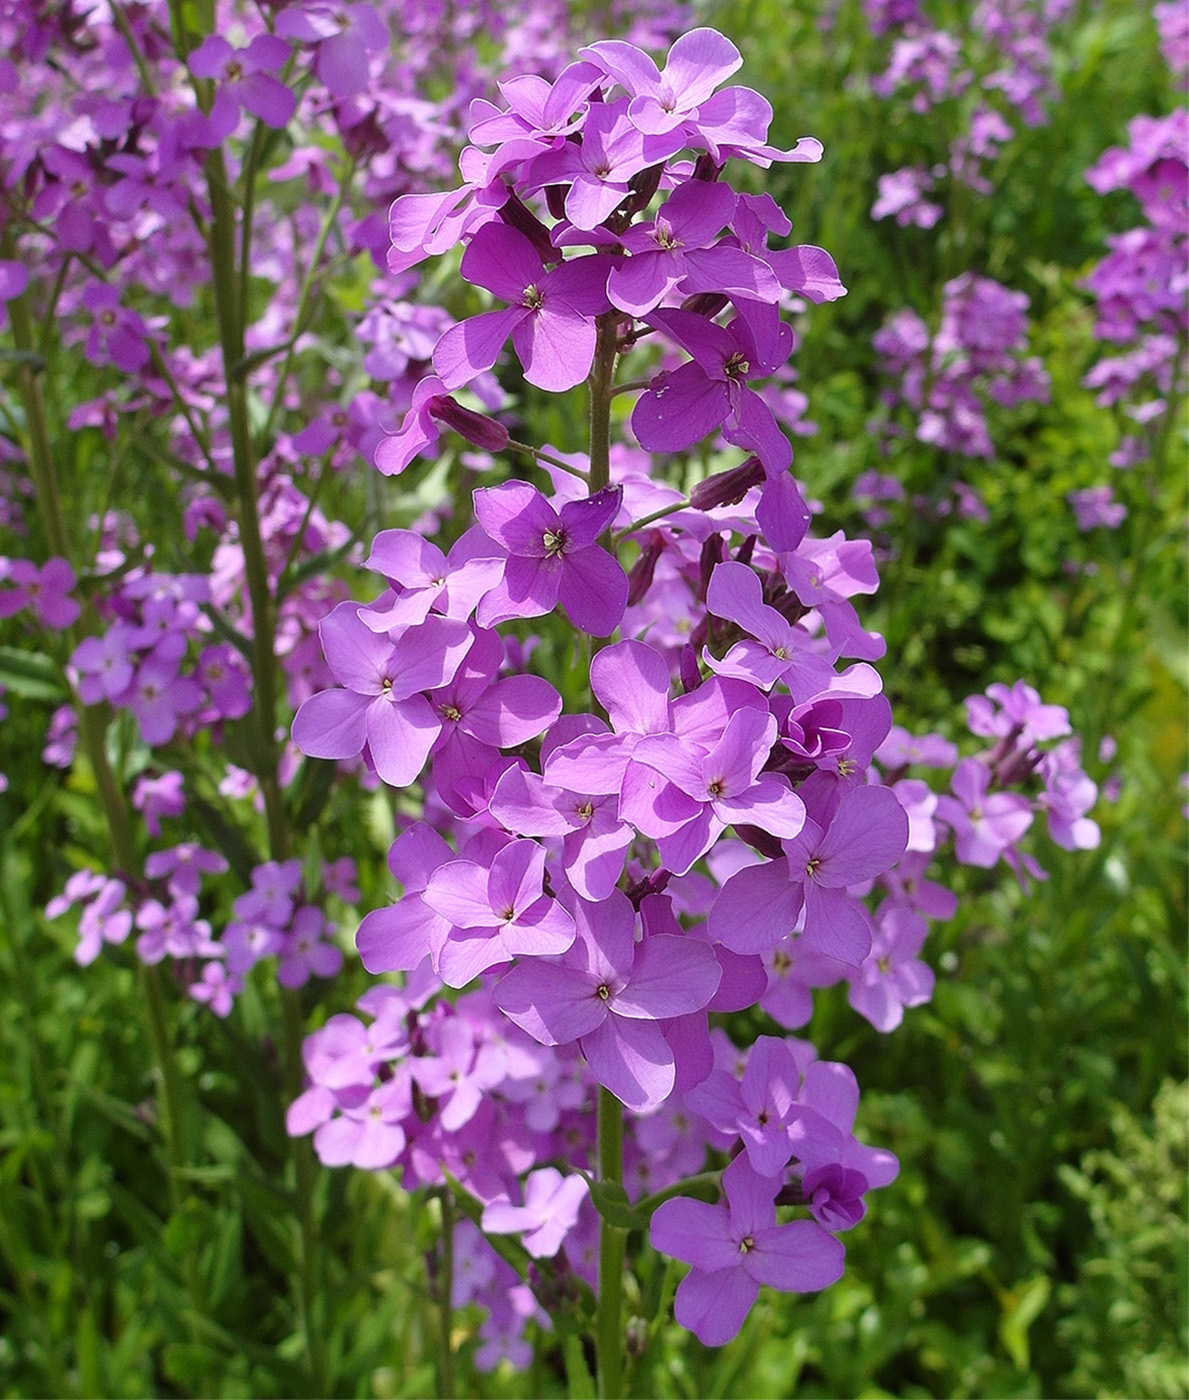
[428, 396, 510, 453]
[690, 456, 765, 510]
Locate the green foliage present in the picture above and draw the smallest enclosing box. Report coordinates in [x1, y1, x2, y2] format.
[1056, 1079, 1189, 1399]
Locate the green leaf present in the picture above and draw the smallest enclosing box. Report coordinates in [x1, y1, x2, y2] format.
[999, 1274, 1051, 1371]
[0, 646, 66, 702]
[563, 1334, 597, 1399]
[587, 1178, 647, 1231]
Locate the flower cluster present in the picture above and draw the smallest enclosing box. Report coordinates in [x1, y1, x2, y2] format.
[868, 0, 1073, 227]
[285, 26, 911, 1348]
[872, 272, 1050, 459]
[46, 848, 350, 1014]
[1081, 105, 1187, 472]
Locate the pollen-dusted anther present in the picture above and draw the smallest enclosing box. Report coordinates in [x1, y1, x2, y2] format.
[522, 282, 545, 309]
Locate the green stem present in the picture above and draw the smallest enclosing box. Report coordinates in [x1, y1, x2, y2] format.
[506, 437, 590, 481]
[204, 145, 287, 856]
[259, 155, 356, 450]
[437, 1189, 457, 1400]
[596, 1086, 627, 1400]
[613, 497, 690, 543]
[282, 988, 328, 1395]
[587, 313, 628, 1397]
[203, 148, 328, 1393]
[588, 314, 620, 496]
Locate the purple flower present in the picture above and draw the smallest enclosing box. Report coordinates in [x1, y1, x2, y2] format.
[291, 603, 473, 787]
[473, 481, 627, 636]
[481, 1168, 589, 1257]
[522, 98, 682, 229]
[433, 224, 611, 392]
[2, 557, 81, 630]
[632, 305, 794, 473]
[274, 3, 388, 97]
[581, 28, 744, 135]
[360, 526, 503, 630]
[710, 784, 909, 963]
[846, 904, 935, 1032]
[189, 35, 296, 141]
[607, 180, 778, 317]
[1068, 485, 1127, 530]
[495, 888, 720, 1111]
[685, 1035, 804, 1176]
[936, 758, 1033, 867]
[650, 1154, 844, 1346]
[625, 704, 806, 875]
[423, 838, 576, 988]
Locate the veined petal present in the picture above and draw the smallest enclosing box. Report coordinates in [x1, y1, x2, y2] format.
[513, 305, 598, 392]
[424, 859, 496, 928]
[433, 306, 526, 390]
[615, 933, 721, 1019]
[366, 693, 441, 788]
[581, 1015, 674, 1112]
[292, 687, 368, 759]
[496, 959, 604, 1045]
[672, 1267, 758, 1347]
[709, 857, 803, 953]
[556, 544, 627, 636]
[632, 360, 730, 452]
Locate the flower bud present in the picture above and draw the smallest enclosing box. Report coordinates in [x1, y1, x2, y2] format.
[428, 396, 510, 452]
[626, 531, 664, 606]
[689, 456, 765, 510]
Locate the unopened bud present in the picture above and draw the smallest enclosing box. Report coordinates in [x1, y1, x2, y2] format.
[626, 531, 664, 606]
[625, 161, 664, 216]
[689, 457, 765, 511]
[698, 533, 725, 599]
[545, 183, 568, 221]
[680, 291, 730, 320]
[679, 642, 702, 694]
[499, 193, 557, 266]
[625, 1317, 648, 1358]
[625, 867, 671, 909]
[429, 396, 509, 453]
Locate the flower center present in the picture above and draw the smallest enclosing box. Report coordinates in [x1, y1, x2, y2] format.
[596, 983, 611, 1001]
[542, 528, 567, 557]
[441, 704, 462, 722]
[738, 1235, 755, 1254]
[725, 351, 750, 379]
[522, 283, 544, 310]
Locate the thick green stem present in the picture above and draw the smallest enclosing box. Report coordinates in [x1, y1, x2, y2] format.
[205, 146, 287, 856]
[587, 313, 628, 1397]
[588, 314, 620, 495]
[204, 147, 330, 1393]
[596, 1086, 627, 1400]
[436, 1189, 457, 1400]
[282, 988, 328, 1395]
